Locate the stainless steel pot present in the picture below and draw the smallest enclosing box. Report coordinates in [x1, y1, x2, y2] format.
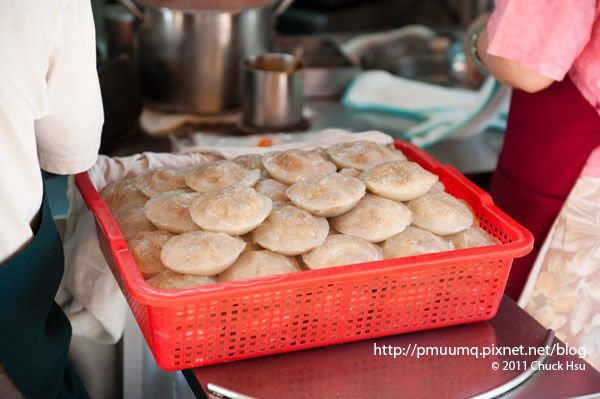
[127, 0, 294, 115]
[104, 4, 136, 59]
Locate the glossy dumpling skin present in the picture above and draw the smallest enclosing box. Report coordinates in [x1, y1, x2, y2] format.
[185, 160, 260, 193]
[331, 194, 412, 242]
[128, 230, 172, 278]
[135, 167, 188, 197]
[327, 140, 406, 171]
[101, 178, 148, 211]
[252, 205, 329, 256]
[382, 226, 454, 258]
[218, 250, 300, 282]
[286, 173, 366, 217]
[233, 153, 268, 177]
[254, 178, 290, 209]
[144, 190, 202, 234]
[407, 192, 473, 236]
[361, 160, 438, 201]
[446, 226, 498, 249]
[146, 270, 217, 290]
[262, 149, 337, 185]
[339, 168, 361, 178]
[302, 234, 383, 270]
[189, 186, 272, 235]
[101, 178, 155, 239]
[113, 203, 156, 240]
[160, 231, 245, 276]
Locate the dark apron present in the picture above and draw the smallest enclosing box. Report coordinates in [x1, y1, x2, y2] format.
[490, 75, 600, 300]
[0, 189, 89, 399]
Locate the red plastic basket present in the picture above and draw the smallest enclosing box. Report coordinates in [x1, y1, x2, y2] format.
[75, 140, 533, 371]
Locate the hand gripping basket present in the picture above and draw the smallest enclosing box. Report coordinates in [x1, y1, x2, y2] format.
[75, 140, 533, 370]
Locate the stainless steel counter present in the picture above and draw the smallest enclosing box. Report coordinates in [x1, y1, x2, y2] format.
[113, 97, 504, 176]
[183, 297, 600, 399]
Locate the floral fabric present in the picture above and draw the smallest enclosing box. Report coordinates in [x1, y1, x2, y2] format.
[520, 177, 600, 370]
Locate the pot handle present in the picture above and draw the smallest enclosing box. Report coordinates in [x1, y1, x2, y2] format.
[118, 0, 145, 20]
[273, 0, 295, 18]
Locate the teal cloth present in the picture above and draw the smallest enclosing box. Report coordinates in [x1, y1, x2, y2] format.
[341, 70, 508, 147]
[0, 187, 89, 399]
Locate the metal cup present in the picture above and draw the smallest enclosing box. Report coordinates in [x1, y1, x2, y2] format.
[241, 53, 304, 129]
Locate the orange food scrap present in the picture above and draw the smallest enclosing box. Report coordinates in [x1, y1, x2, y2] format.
[257, 138, 272, 147]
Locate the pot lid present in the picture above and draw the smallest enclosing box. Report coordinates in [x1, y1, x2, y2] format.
[137, 0, 274, 10]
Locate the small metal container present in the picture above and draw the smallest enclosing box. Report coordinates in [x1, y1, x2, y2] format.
[241, 53, 304, 129]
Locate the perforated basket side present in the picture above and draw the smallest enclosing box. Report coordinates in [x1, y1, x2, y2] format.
[145, 280, 348, 370]
[142, 251, 512, 369]
[340, 258, 511, 338]
[95, 222, 154, 353]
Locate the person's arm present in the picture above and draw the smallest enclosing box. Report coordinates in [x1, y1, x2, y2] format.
[474, 22, 554, 93]
[466, 1, 596, 93]
[35, 0, 103, 175]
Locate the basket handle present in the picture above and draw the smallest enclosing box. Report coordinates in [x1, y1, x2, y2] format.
[442, 165, 494, 207]
[393, 139, 441, 171]
[440, 167, 534, 256]
[393, 140, 533, 256]
[394, 139, 495, 206]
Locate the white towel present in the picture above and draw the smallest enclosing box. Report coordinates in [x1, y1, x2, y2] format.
[58, 152, 214, 344]
[140, 107, 240, 137]
[59, 129, 393, 344]
[170, 128, 393, 157]
[342, 70, 509, 148]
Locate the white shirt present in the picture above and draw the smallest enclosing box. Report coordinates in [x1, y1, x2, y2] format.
[0, 0, 103, 263]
